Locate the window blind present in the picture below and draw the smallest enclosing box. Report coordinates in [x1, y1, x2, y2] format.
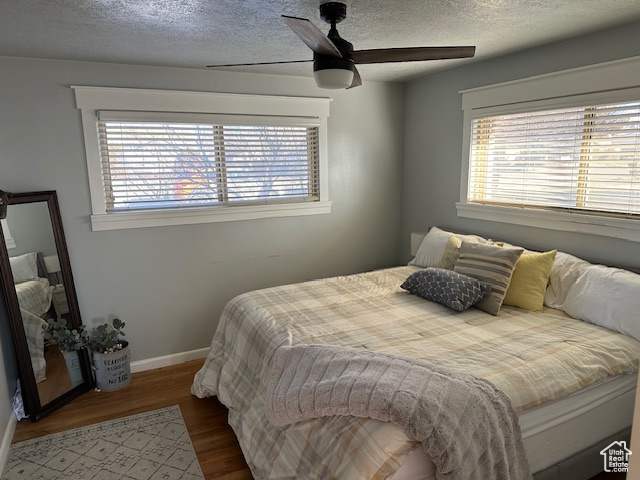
[97, 117, 319, 212]
[468, 100, 640, 217]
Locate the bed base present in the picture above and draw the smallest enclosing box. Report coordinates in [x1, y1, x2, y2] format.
[534, 427, 631, 480]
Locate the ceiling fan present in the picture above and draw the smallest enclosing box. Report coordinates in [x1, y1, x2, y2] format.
[206, 2, 476, 90]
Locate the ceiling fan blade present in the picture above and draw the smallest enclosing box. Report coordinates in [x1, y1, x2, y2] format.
[282, 15, 342, 58]
[352, 46, 476, 64]
[207, 59, 312, 68]
[347, 67, 362, 89]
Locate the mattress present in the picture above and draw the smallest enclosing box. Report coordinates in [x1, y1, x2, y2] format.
[392, 374, 637, 479]
[192, 266, 640, 479]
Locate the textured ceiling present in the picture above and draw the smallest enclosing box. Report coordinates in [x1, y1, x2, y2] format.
[2, 0, 640, 82]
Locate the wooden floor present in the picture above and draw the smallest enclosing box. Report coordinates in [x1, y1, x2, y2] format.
[589, 473, 626, 480]
[12, 359, 624, 480]
[36, 347, 73, 406]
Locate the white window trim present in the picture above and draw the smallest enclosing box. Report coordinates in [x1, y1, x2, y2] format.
[456, 203, 640, 242]
[457, 55, 640, 242]
[1, 219, 16, 249]
[72, 86, 332, 231]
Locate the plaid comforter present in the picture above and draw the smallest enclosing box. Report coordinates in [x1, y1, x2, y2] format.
[15, 278, 53, 317]
[21, 308, 47, 382]
[192, 266, 640, 479]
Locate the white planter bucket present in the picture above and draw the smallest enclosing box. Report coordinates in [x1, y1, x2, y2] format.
[61, 350, 84, 388]
[92, 343, 131, 391]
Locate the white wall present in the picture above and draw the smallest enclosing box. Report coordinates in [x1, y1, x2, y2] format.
[0, 57, 404, 371]
[401, 20, 640, 267]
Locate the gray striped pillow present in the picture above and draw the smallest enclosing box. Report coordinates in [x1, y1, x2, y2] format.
[454, 242, 523, 315]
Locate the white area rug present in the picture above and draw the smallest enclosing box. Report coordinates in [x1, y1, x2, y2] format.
[2, 406, 204, 480]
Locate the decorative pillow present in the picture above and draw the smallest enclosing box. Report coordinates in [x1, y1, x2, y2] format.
[436, 236, 462, 270]
[454, 242, 523, 316]
[401, 268, 491, 312]
[503, 250, 557, 312]
[9, 252, 38, 284]
[563, 265, 640, 341]
[409, 227, 487, 268]
[544, 252, 592, 310]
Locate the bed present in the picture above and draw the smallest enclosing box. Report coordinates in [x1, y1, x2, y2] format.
[15, 277, 54, 317]
[10, 252, 54, 383]
[192, 231, 640, 480]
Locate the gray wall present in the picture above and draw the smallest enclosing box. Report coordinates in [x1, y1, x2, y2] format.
[401, 20, 640, 268]
[0, 276, 18, 441]
[4, 202, 57, 257]
[0, 56, 404, 366]
[0, 289, 18, 438]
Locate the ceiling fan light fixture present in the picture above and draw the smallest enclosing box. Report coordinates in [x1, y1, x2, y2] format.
[314, 68, 354, 89]
[313, 55, 354, 89]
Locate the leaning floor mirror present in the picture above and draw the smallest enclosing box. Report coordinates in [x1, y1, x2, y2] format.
[0, 191, 93, 421]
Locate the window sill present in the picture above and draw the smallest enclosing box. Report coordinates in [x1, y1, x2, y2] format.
[456, 202, 640, 242]
[90, 201, 332, 231]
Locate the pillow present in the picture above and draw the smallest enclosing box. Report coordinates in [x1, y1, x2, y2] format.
[503, 250, 557, 312]
[409, 227, 487, 268]
[436, 236, 462, 270]
[563, 265, 640, 342]
[9, 252, 38, 283]
[401, 268, 491, 312]
[454, 242, 523, 316]
[544, 252, 592, 310]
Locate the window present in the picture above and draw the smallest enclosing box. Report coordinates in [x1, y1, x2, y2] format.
[458, 55, 640, 241]
[468, 100, 640, 216]
[74, 87, 331, 231]
[98, 113, 319, 211]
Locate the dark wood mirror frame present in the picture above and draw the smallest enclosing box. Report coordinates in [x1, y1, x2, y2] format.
[0, 191, 93, 421]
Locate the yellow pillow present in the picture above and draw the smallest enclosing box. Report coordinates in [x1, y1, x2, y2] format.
[437, 236, 462, 270]
[503, 250, 557, 312]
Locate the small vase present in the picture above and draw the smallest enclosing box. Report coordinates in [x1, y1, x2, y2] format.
[92, 342, 131, 391]
[61, 350, 84, 388]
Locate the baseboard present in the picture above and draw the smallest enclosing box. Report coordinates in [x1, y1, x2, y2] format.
[0, 413, 17, 475]
[130, 347, 209, 374]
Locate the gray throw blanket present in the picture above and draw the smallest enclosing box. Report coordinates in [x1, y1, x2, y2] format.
[265, 344, 532, 480]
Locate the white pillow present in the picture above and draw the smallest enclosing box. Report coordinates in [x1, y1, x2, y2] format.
[9, 252, 39, 284]
[563, 265, 640, 342]
[408, 227, 487, 268]
[544, 251, 592, 310]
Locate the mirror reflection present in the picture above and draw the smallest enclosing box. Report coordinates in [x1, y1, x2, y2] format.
[1, 201, 80, 406]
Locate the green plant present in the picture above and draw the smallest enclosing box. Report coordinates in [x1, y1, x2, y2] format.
[89, 318, 126, 354]
[43, 318, 89, 352]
